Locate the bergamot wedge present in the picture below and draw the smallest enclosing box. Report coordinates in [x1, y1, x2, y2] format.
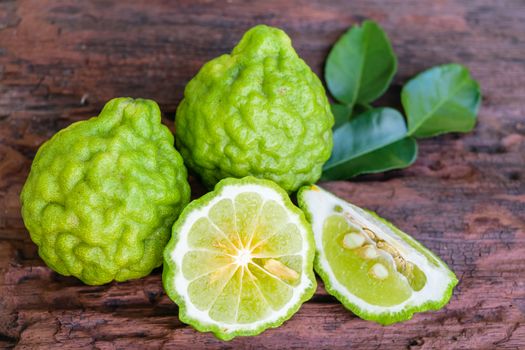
[175, 25, 334, 192]
[20, 98, 191, 285]
[298, 185, 457, 324]
[163, 177, 316, 340]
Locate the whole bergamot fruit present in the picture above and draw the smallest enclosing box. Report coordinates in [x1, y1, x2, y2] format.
[175, 24, 334, 192]
[20, 97, 191, 285]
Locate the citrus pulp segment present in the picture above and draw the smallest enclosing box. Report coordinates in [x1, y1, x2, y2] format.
[163, 177, 316, 340]
[298, 185, 457, 324]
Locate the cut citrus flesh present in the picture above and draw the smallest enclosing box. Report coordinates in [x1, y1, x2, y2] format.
[163, 177, 316, 340]
[298, 185, 457, 325]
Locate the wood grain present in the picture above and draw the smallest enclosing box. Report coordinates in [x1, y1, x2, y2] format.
[1, 0, 524, 348]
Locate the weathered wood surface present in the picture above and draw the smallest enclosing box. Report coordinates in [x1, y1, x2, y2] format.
[1, 0, 524, 348]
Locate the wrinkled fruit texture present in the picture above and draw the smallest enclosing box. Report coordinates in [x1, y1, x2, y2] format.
[21, 98, 191, 285]
[175, 25, 334, 192]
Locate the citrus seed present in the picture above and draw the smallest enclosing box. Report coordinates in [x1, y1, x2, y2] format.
[263, 259, 299, 282]
[342, 232, 365, 250]
[369, 263, 389, 280]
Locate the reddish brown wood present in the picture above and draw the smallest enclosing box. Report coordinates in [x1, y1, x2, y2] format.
[1, 0, 524, 348]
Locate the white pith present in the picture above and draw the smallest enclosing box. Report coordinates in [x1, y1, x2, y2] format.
[169, 183, 313, 333]
[303, 186, 454, 315]
[235, 248, 252, 266]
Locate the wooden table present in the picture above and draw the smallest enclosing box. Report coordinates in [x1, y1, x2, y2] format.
[1, 1, 524, 348]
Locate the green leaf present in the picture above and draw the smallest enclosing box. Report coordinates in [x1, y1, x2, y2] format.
[331, 103, 372, 131]
[322, 108, 417, 180]
[352, 103, 373, 118]
[331, 104, 352, 130]
[325, 20, 397, 106]
[402, 63, 481, 138]
[323, 138, 417, 179]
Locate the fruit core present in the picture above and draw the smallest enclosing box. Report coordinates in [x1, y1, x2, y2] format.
[235, 248, 252, 266]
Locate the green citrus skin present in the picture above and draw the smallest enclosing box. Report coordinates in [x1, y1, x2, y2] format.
[20, 98, 191, 285]
[175, 25, 334, 193]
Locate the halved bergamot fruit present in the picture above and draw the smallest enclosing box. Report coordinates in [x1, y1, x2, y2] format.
[163, 177, 316, 340]
[298, 185, 457, 325]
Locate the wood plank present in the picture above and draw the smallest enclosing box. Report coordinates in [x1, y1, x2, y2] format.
[1, 0, 524, 348]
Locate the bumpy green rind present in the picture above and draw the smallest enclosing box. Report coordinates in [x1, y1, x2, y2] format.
[20, 98, 191, 285]
[163, 177, 317, 340]
[297, 186, 458, 325]
[175, 25, 334, 193]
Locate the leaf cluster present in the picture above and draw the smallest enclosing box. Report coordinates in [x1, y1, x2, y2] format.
[322, 21, 481, 180]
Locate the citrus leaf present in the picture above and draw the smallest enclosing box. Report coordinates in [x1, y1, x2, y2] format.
[402, 64, 481, 138]
[332, 103, 372, 131]
[322, 108, 413, 180]
[323, 138, 417, 180]
[352, 103, 373, 118]
[331, 104, 352, 129]
[325, 20, 397, 106]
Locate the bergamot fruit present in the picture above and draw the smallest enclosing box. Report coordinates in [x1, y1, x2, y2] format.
[298, 185, 457, 324]
[175, 25, 334, 193]
[163, 176, 316, 340]
[20, 97, 191, 285]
